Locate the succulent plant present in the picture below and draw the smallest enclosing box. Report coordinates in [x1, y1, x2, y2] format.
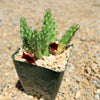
[20, 9, 80, 63]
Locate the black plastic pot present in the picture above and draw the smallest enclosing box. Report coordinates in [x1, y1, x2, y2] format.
[11, 44, 73, 100]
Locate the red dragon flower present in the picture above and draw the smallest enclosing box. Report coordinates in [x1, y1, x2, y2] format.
[49, 42, 59, 52]
[21, 52, 36, 65]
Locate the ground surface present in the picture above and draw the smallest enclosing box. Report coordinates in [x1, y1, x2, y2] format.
[0, 0, 100, 100]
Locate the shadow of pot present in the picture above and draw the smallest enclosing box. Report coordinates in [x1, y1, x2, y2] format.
[11, 44, 73, 100]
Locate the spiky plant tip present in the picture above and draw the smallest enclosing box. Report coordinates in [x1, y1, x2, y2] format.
[58, 24, 80, 45]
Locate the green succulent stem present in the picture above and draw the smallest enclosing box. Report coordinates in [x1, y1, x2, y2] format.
[59, 24, 80, 45]
[41, 9, 57, 56]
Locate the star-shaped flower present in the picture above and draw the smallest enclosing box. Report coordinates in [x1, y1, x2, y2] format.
[21, 52, 36, 65]
[49, 42, 59, 52]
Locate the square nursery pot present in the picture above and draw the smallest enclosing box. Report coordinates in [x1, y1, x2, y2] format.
[11, 44, 73, 100]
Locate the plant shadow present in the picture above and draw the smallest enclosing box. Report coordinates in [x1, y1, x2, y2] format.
[16, 80, 25, 92]
[15, 80, 45, 99]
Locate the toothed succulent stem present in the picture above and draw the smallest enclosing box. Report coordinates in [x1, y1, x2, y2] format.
[41, 9, 57, 56]
[59, 24, 80, 45]
[20, 17, 33, 51]
[30, 31, 43, 59]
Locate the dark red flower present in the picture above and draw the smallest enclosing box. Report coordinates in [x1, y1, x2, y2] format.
[49, 42, 59, 52]
[21, 52, 36, 65]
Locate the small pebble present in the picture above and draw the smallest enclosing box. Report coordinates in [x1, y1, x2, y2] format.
[75, 90, 81, 99]
[66, 79, 69, 82]
[59, 92, 64, 96]
[40, 98, 44, 100]
[68, 68, 73, 72]
[12, 23, 17, 27]
[95, 89, 100, 94]
[28, 95, 33, 99]
[71, 81, 74, 85]
[94, 94, 100, 99]
[71, 56, 76, 59]
[75, 85, 80, 90]
[70, 88, 74, 93]
[88, 45, 92, 51]
[73, 74, 78, 80]
[62, 96, 65, 100]
[92, 79, 98, 84]
[58, 65, 62, 68]
[97, 29, 100, 34]
[1, 83, 6, 88]
[94, 54, 100, 57]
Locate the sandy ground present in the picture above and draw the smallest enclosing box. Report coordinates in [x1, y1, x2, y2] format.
[0, 0, 100, 100]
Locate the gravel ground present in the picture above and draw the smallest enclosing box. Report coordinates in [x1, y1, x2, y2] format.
[0, 0, 100, 100]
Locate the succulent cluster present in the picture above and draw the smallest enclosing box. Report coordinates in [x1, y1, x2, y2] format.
[20, 9, 79, 63]
[20, 10, 58, 59]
